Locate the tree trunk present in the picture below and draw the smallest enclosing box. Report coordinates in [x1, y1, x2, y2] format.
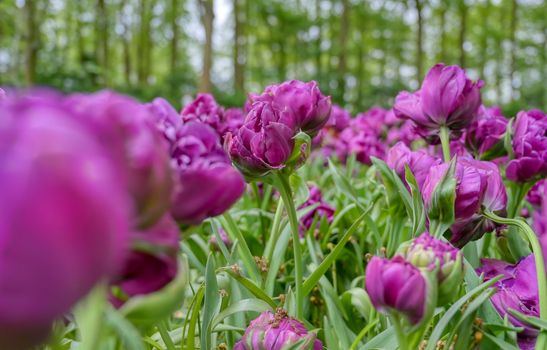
[458, 0, 467, 68]
[170, 0, 180, 72]
[97, 0, 109, 86]
[233, 0, 245, 93]
[509, 0, 518, 100]
[120, 0, 132, 85]
[415, 0, 423, 82]
[438, 1, 447, 62]
[199, 0, 214, 93]
[24, 0, 38, 86]
[338, 0, 350, 99]
[137, 0, 153, 84]
[356, 16, 367, 111]
[315, 0, 322, 77]
[76, 0, 86, 65]
[479, 0, 490, 79]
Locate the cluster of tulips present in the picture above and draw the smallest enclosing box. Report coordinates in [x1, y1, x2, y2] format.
[0, 62, 546, 350]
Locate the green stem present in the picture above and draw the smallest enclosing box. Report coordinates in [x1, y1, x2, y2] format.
[264, 200, 284, 264]
[482, 211, 547, 321]
[439, 125, 451, 162]
[75, 283, 107, 350]
[274, 172, 304, 320]
[390, 314, 409, 350]
[158, 321, 176, 350]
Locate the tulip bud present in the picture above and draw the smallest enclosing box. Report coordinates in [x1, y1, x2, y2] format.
[0, 92, 130, 348]
[365, 256, 435, 326]
[171, 121, 246, 224]
[394, 64, 483, 143]
[234, 309, 323, 350]
[506, 109, 547, 182]
[403, 233, 463, 304]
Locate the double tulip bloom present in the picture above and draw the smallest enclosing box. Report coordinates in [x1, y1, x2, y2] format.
[465, 106, 508, 157]
[148, 98, 246, 225]
[0, 92, 131, 349]
[227, 80, 331, 177]
[386, 142, 442, 190]
[234, 309, 322, 350]
[478, 256, 540, 349]
[422, 157, 507, 247]
[394, 64, 483, 143]
[506, 109, 547, 182]
[181, 93, 224, 135]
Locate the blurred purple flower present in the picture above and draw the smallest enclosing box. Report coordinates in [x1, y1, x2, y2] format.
[110, 215, 179, 308]
[386, 142, 441, 189]
[147, 97, 183, 143]
[68, 91, 174, 228]
[478, 255, 540, 348]
[386, 120, 421, 146]
[506, 110, 547, 182]
[222, 107, 245, 137]
[256, 80, 331, 136]
[394, 64, 483, 143]
[171, 122, 245, 224]
[336, 127, 386, 165]
[181, 93, 224, 134]
[327, 104, 351, 131]
[298, 186, 335, 237]
[209, 228, 233, 251]
[365, 256, 428, 325]
[465, 105, 507, 155]
[0, 92, 131, 348]
[527, 179, 546, 207]
[354, 107, 388, 135]
[234, 309, 322, 350]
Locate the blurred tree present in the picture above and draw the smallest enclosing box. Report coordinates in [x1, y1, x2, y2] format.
[199, 0, 214, 92]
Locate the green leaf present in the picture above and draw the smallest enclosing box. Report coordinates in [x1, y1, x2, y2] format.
[405, 164, 426, 236]
[328, 159, 367, 210]
[508, 309, 547, 331]
[222, 267, 277, 309]
[360, 327, 397, 350]
[427, 158, 456, 238]
[201, 255, 220, 350]
[211, 299, 271, 330]
[120, 257, 189, 325]
[290, 172, 310, 207]
[370, 156, 412, 216]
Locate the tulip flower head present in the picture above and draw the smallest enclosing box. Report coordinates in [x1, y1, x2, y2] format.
[465, 106, 507, 156]
[181, 93, 224, 135]
[394, 64, 483, 143]
[506, 109, 547, 182]
[297, 186, 335, 238]
[386, 142, 442, 190]
[234, 309, 323, 350]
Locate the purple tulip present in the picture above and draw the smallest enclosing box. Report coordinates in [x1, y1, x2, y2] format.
[181, 93, 224, 135]
[172, 121, 246, 224]
[255, 80, 332, 136]
[222, 107, 245, 137]
[67, 91, 174, 228]
[422, 158, 507, 247]
[234, 309, 322, 350]
[336, 127, 386, 165]
[110, 215, 179, 307]
[386, 120, 421, 146]
[147, 97, 183, 143]
[0, 92, 131, 348]
[326, 104, 351, 131]
[386, 142, 442, 190]
[394, 64, 483, 142]
[298, 186, 335, 237]
[365, 256, 428, 325]
[527, 179, 546, 207]
[478, 255, 540, 349]
[465, 106, 507, 155]
[226, 100, 299, 177]
[354, 107, 388, 135]
[506, 110, 547, 182]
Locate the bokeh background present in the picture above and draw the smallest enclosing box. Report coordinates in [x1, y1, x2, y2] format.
[1, 0, 545, 114]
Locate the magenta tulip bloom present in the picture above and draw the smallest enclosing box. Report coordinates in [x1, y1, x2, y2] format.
[365, 256, 428, 325]
[336, 127, 386, 165]
[256, 80, 331, 136]
[172, 122, 245, 224]
[110, 215, 179, 307]
[327, 104, 351, 131]
[234, 309, 322, 350]
[394, 64, 483, 142]
[68, 91, 174, 228]
[386, 142, 441, 189]
[226, 100, 299, 177]
[298, 186, 335, 237]
[386, 120, 421, 146]
[0, 93, 130, 348]
[181, 93, 224, 134]
[478, 255, 540, 349]
[222, 107, 245, 137]
[527, 179, 545, 207]
[506, 110, 547, 182]
[147, 97, 183, 143]
[422, 158, 507, 246]
[354, 107, 388, 135]
[465, 106, 507, 155]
